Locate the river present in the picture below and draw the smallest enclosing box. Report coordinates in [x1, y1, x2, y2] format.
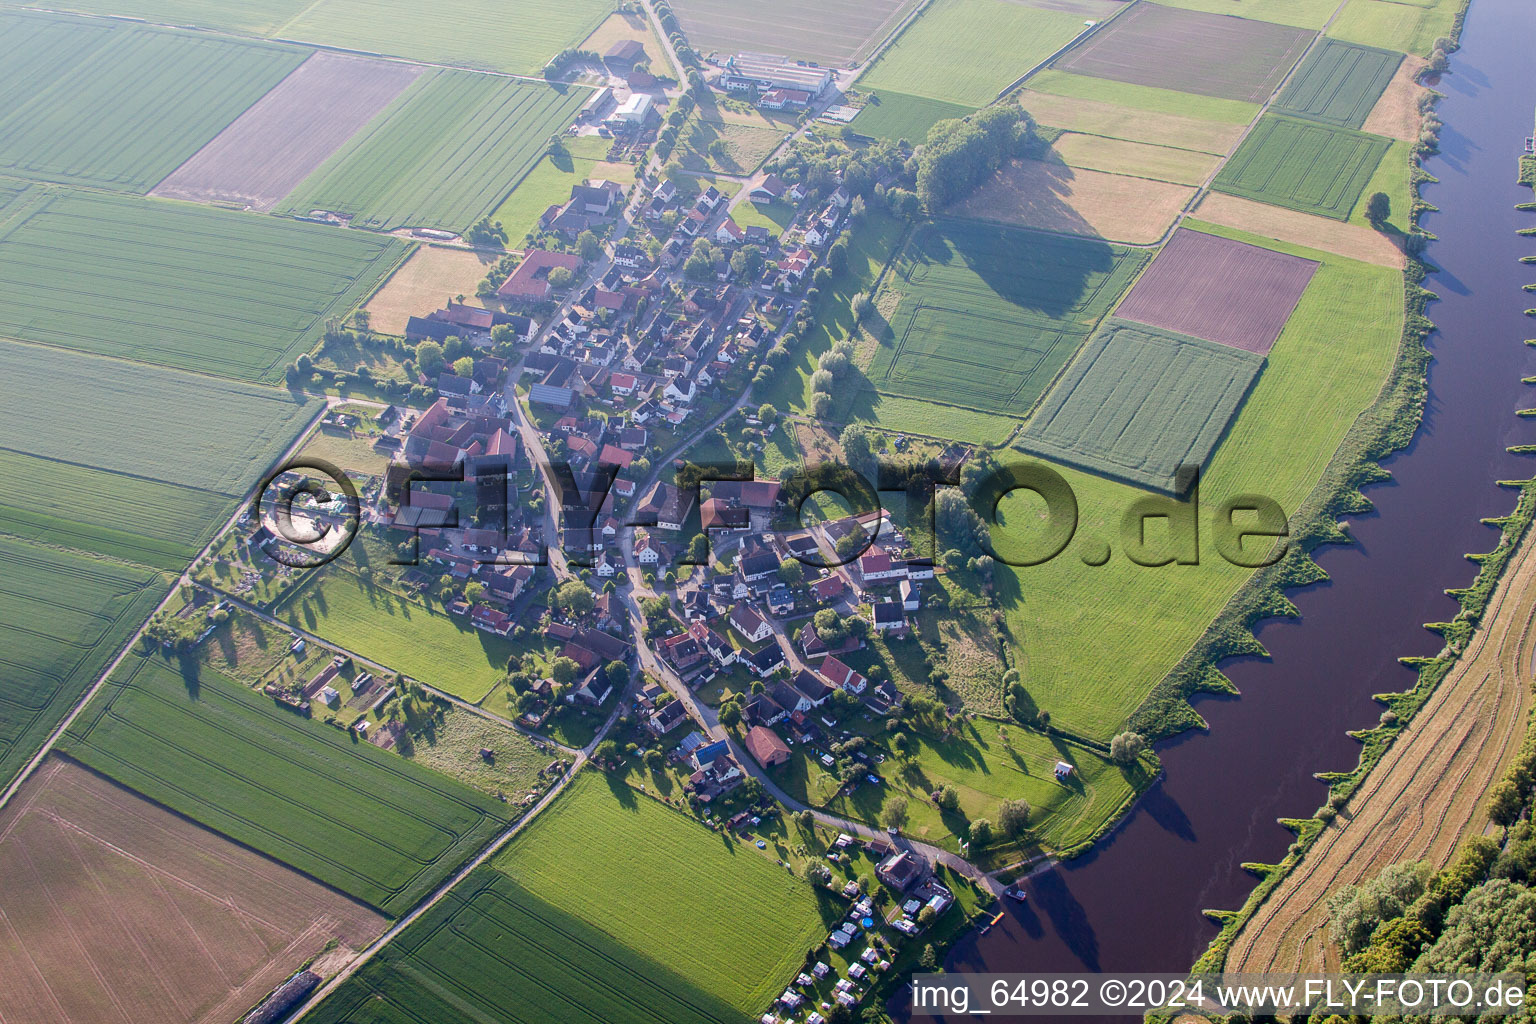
[929, 0, 1536, 1006]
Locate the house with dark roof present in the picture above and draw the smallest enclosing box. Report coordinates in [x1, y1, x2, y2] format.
[871, 601, 905, 632]
[745, 641, 786, 678]
[729, 603, 772, 643]
[648, 699, 687, 735]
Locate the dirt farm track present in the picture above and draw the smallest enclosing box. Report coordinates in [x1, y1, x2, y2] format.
[1225, 525, 1536, 972]
[0, 758, 383, 1024]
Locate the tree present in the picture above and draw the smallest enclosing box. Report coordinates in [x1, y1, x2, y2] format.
[934, 784, 960, 812]
[1366, 190, 1391, 227]
[997, 797, 1030, 838]
[1326, 860, 1431, 954]
[969, 817, 993, 848]
[777, 558, 806, 586]
[452, 355, 474, 378]
[810, 368, 835, 393]
[464, 581, 486, 604]
[758, 403, 778, 423]
[594, 739, 620, 764]
[1488, 779, 1523, 830]
[547, 265, 573, 289]
[839, 424, 874, 479]
[730, 244, 764, 280]
[719, 700, 742, 728]
[550, 656, 579, 684]
[880, 794, 909, 831]
[414, 340, 445, 377]
[643, 748, 665, 770]
[552, 579, 596, 617]
[919, 944, 939, 971]
[918, 905, 937, 926]
[605, 661, 628, 688]
[1109, 731, 1146, 766]
[577, 230, 603, 262]
[810, 392, 833, 418]
[795, 808, 815, 832]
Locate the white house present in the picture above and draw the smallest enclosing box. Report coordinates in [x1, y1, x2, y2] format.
[730, 603, 773, 643]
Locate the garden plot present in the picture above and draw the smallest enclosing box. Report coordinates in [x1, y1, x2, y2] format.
[1053, 2, 1315, 103]
[1112, 227, 1319, 353]
[0, 11, 305, 193]
[151, 51, 422, 210]
[1212, 114, 1392, 220]
[1019, 319, 1266, 492]
[1273, 38, 1403, 129]
[867, 220, 1151, 415]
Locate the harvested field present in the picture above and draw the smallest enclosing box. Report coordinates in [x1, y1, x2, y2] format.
[0, 11, 305, 193]
[0, 536, 165, 791]
[579, 11, 662, 63]
[0, 190, 407, 382]
[151, 52, 422, 211]
[671, 0, 916, 65]
[1051, 132, 1221, 185]
[1361, 55, 1429, 141]
[0, 758, 383, 1024]
[868, 219, 1150, 415]
[364, 245, 494, 334]
[1113, 227, 1319, 354]
[1018, 319, 1266, 492]
[1213, 114, 1392, 220]
[274, 0, 611, 74]
[1226, 526, 1536, 973]
[1018, 89, 1245, 155]
[62, 655, 515, 916]
[947, 157, 1195, 244]
[1273, 38, 1402, 129]
[859, 0, 1092, 107]
[1053, 3, 1314, 104]
[278, 70, 588, 233]
[1192, 192, 1405, 268]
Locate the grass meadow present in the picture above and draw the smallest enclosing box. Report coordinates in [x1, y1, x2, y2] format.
[0, 11, 304, 192]
[993, 225, 1401, 741]
[1213, 115, 1393, 220]
[0, 537, 166, 791]
[63, 654, 513, 916]
[852, 91, 973, 145]
[492, 135, 635, 243]
[306, 867, 749, 1024]
[1026, 69, 1261, 125]
[279, 71, 589, 233]
[492, 770, 832, 1014]
[281, 566, 515, 702]
[1017, 90, 1245, 156]
[859, 0, 1089, 108]
[0, 190, 407, 382]
[1327, 0, 1462, 57]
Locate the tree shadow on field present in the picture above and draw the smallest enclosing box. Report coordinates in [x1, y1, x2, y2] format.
[604, 769, 638, 809]
[176, 651, 201, 700]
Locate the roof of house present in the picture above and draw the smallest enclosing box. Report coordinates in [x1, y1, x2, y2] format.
[745, 725, 791, 764]
[497, 250, 583, 300]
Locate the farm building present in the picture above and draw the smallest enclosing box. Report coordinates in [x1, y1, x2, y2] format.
[746, 725, 791, 767]
[497, 250, 583, 302]
[721, 53, 833, 98]
[608, 93, 656, 128]
[605, 39, 646, 65]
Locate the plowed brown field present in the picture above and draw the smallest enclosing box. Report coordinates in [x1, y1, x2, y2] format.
[0, 759, 384, 1024]
[1226, 527, 1536, 972]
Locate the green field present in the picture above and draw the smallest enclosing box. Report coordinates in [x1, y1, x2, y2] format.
[774, 720, 1138, 855]
[1327, 0, 1462, 57]
[492, 770, 831, 1013]
[1019, 320, 1267, 492]
[0, 537, 166, 790]
[1213, 114, 1393, 220]
[0, 190, 407, 382]
[1026, 69, 1262, 125]
[866, 220, 1151, 416]
[62, 654, 513, 915]
[278, 70, 588, 233]
[852, 90, 974, 144]
[13, 0, 313, 34]
[990, 225, 1401, 741]
[1274, 39, 1403, 129]
[0, 340, 323, 567]
[858, 0, 1089, 107]
[276, 0, 610, 74]
[668, 0, 918, 66]
[306, 867, 749, 1024]
[0, 11, 304, 192]
[282, 566, 515, 702]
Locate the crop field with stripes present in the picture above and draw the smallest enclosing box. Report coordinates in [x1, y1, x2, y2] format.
[277, 70, 589, 233]
[867, 220, 1150, 416]
[1213, 114, 1392, 220]
[0, 339, 324, 568]
[1273, 38, 1403, 129]
[62, 655, 514, 917]
[0, 189, 407, 382]
[0, 11, 304, 193]
[0, 537, 166, 792]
